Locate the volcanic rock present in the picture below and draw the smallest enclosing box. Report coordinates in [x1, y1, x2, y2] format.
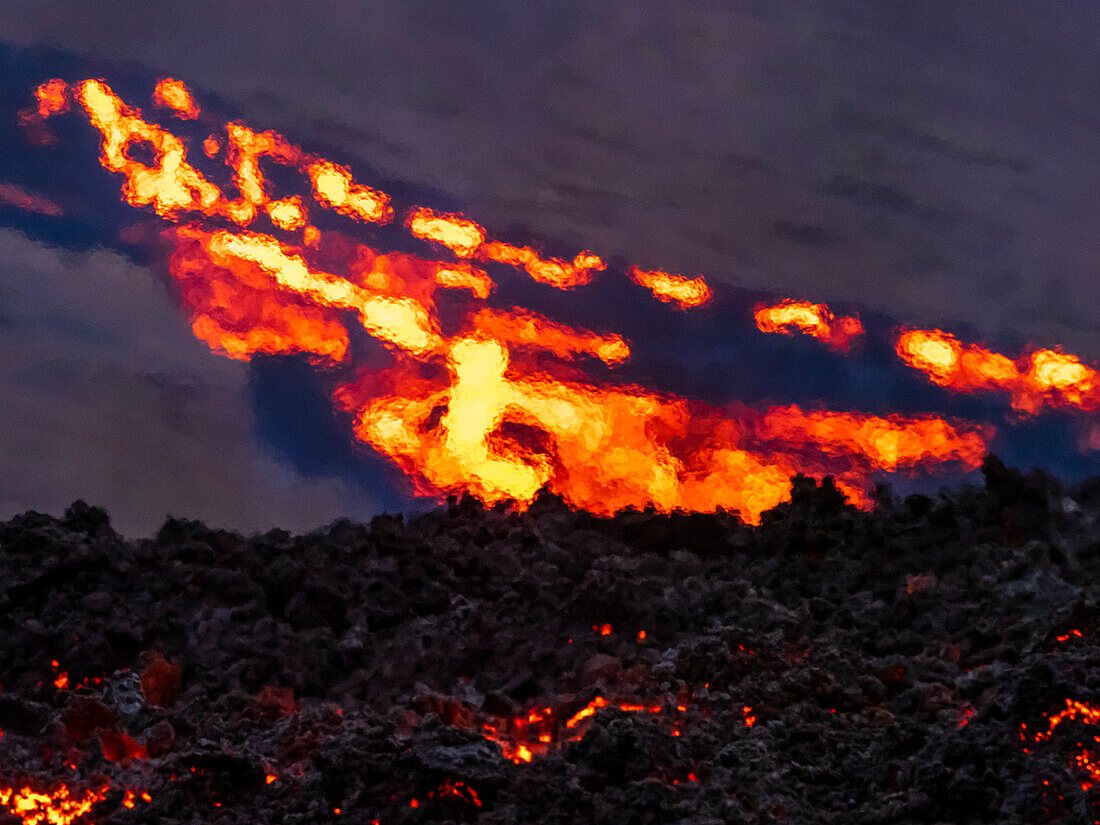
[0, 462, 1098, 822]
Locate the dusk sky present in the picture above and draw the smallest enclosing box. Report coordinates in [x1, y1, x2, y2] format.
[1, 1, 1098, 535]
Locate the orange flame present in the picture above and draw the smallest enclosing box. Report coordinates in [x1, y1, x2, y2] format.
[1024, 698, 1100, 793]
[628, 267, 712, 309]
[896, 328, 1099, 415]
[152, 78, 199, 119]
[754, 300, 864, 350]
[33, 79, 70, 119]
[18, 79, 70, 143]
[469, 308, 629, 365]
[35, 77, 1003, 522]
[481, 695, 678, 763]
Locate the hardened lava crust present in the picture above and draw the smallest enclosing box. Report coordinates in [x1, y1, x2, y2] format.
[1, 456, 1100, 824]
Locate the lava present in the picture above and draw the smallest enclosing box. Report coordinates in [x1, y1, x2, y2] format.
[477, 241, 605, 289]
[1023, 699, 1100, 794]
[152, 78, 199, 119]
[480, 695, 685, 764]
[627, 267, 713, 309]
[25, 75, 1009, 522]
[306, 159, 392, 225]
[754, 299, 864, 350]
[0, 781, 109, 825]
[406, 206, 486, 257]
[896, 328, 1099, 415]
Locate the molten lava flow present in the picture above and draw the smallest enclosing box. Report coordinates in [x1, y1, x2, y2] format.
[175, 226, 441, 357]
[338, 338, 989, 523]
[36, 76, 1006, 520]
[897, 328, 1100, 416]
[469, 308, 630, 366]
[306, 160, 392, 225]
[754, 300, 864, 350]
[406, 207, 486, 257]
[757, 405, 990, 474]
[152, 78, 199, 119]
[433, 263, 494, 299]
[170, 226, 352, 362]
[0, 782, 109, 825]
[221, 122, 304, 227]
[627, 267, 712, 309]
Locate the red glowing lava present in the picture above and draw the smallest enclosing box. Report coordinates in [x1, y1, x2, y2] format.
[754, 299, 864, 351]
[20, 75, 1013, 522]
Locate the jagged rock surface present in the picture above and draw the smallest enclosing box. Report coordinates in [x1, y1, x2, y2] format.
[1, 458, 1099, 824]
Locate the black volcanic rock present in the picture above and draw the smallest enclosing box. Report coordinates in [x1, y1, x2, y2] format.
[0, 462, 1099, 823]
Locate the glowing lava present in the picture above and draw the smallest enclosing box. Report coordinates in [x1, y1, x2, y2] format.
[754, 300, 864, 350]
[0, 782, 109, 825]
[628, 267, 713, 309]
[23, 75, 1003, 523]
[896, 328, 1099, 415]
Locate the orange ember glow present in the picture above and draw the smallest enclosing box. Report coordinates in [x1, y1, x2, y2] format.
[897, 329, 1099, 415]
[754, 300, 864, 350]
[306, 160, 392, 224]
[34, 79, 70, 119]
[478, 242, 605, 289]
[431, 780, 482, 807]
[152, 78, 199, 119]
[1024, 699, 1100, 793]
[407, 207, 486, 257]
[0, 782, 109, 825]
[628, 267, 712, 309]
[434, 263, 494, 299]
[39, 76, 1008, 521]
[17, 79, 71, 144]
[481, 695, 685, 763]
[470, 308, 629, 365]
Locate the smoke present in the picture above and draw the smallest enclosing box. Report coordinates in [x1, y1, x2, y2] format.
[0, 228, 382, 536]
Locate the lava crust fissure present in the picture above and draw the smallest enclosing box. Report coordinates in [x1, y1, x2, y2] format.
[1, 457, 1100, 824]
